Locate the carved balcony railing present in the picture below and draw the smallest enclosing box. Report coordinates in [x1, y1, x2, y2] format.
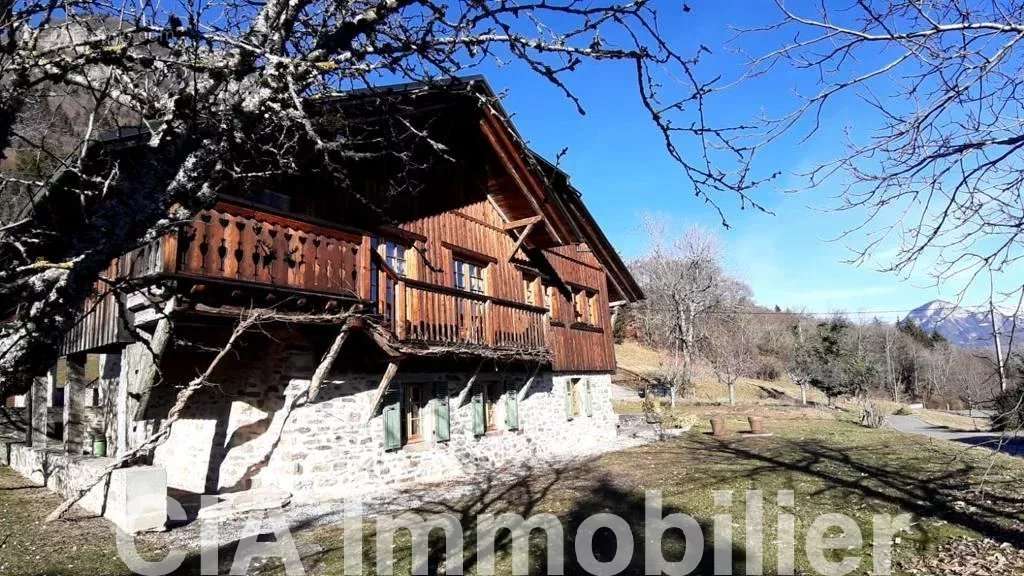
[124, 202, 365, 299]
[390, 280, 547, 350]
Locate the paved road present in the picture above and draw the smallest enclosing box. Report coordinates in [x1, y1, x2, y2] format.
[610, 383, 640, 401]
[887, 415, 1024, 456]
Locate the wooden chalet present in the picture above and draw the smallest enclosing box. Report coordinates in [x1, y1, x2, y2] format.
[23, 76, 644, 504]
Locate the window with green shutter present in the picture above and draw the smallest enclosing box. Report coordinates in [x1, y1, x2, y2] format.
[471, 388, 486, 436]
[433, 383, 450, 442]
[565, 378, 578, 420]
[505, 382, 519, 430]
[382, 385, 403, 451]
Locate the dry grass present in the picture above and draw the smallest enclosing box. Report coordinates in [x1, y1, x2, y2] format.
[615, 341, 828, 406]
[0, 467, 135, 575]
[5, 417, 1024, 575]
[291, 419, 1024, 575]
[915, 409, 992, 432]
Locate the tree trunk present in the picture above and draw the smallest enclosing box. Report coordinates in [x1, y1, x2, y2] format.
[800, 382, 808, 405]
[728, 382, 736, 406]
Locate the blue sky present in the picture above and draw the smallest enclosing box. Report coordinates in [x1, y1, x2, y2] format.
[461, 1, 1016, 320]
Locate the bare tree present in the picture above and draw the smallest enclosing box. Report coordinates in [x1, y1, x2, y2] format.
[0, 0, 770, 400]
[744, 1, 1024, 307]
[699, 313, 758, 406]
[630, 216, 750, 404]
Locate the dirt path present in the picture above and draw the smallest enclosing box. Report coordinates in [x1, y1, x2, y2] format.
[887, 414, 1024, 456]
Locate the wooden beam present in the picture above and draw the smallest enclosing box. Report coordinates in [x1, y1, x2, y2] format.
[456, 359, 485, 407]
[517, 362, 543, 401]
[366, 360, 401, 421]
[506, 221, 535, 262]
[307, 326, 350, 401]
[502, 215, 543, 231]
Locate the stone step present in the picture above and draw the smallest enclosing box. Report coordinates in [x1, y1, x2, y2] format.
[197, 487, 293, 521]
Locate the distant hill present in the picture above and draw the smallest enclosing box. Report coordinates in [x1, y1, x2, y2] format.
[905, 300, 1018, 349]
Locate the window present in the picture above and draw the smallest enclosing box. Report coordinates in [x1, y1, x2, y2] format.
[403, 384, 429, 443]
[472, 381, 507, 435]
[485, 381, 502, 431]
[523, 274, 538, 305]
[566, 378, 581, 419]
[383, 241, 407, 277]
[573, 290, 587, 324]
[565, 378, 593, 420]
[454, 259, 485, 294]
[542, 285, 553, 321]
[378, 240, 408, 327]
[573, 289, 598, 325]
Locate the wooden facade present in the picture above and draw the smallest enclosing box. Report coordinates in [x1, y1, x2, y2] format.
[62, 78, 643, 373]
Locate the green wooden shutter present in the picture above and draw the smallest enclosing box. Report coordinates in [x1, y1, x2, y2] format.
[585, 379, 593, 417]
[565, 380, 574, 421]
[471, 388, 486, 436]
[505, 382, 519, 430]
[383, 385, 403, 451]
[434, 383, 450, 442]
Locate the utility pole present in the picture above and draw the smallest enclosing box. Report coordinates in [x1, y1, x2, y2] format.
[990, 302, 1007, 392]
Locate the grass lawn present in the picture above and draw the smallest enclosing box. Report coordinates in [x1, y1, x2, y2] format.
[0, 465, 143, 576]
[291, 418, 1024, 575]
[4, 418, 1024, 575]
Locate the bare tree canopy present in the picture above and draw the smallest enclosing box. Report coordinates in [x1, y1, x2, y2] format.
[0, 0, 767, 398]
[745, 0, 1024, 296]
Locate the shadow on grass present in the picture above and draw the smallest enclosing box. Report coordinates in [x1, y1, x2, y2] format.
[670, 431, 1024, 548]
[159, 461, 750, 575]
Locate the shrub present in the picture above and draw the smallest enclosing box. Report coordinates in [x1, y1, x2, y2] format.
[661, 412, 698, 429]
[652, 364, 695, 399]
[991, 387, 1024, 432]
[861, 401, 888, 429]
[894, 405, 913, 416]
[752, 357, 783, 381]
[640, 394, 665, 423]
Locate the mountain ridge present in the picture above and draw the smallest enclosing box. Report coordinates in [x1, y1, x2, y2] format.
[904, 299, 1017, 349]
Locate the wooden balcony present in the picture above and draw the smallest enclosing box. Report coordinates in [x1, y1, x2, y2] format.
[162, 202, 365, 297]
[386, 280, 547, 350]
[81, 201, 548, 355]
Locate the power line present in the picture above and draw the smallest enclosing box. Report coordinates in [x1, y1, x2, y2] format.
[634, 305, 998, 317]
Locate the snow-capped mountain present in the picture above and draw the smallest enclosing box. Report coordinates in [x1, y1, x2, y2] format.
[904, 300, 1019, 349]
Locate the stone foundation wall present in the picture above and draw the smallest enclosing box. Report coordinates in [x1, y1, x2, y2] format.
[0, 407, 27, 440]
[6, 444, 166, 533]
[152, 343, 619, 500]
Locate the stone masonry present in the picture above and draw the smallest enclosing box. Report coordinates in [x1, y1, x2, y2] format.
[152, 341, 619, 501]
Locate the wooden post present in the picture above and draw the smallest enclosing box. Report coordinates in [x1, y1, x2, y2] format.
[517, 362, 543, 401]
[366, 360, 401, 422]
[308, 327, 350, 401]
[359, 235, 373, 301]
[484, 301, 495, 346]
[506, 221, 535, 262]
[161, 228, 179, 274]
[395, 281, 407, 339]
[456, 359, 485, 408]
